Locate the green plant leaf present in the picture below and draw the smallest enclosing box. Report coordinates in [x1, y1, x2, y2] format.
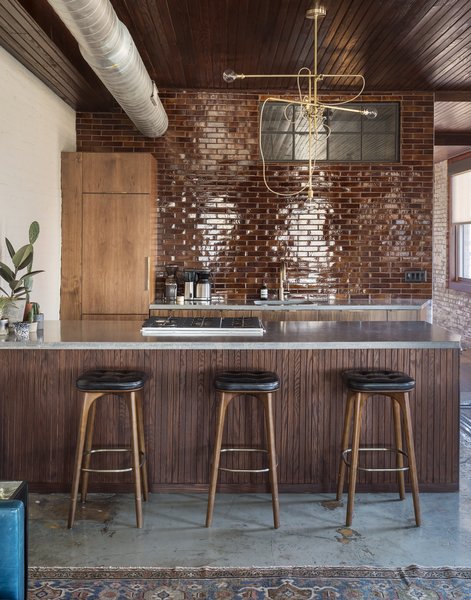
[0, 262, 15, 282]
[5, 238, 15, 259]
[11, 281, 27, 295]
[29, 221, 40, 244]
[23, 275, 33, 292]
[18, 269, 44, 280]
[13, 244, 33, 270]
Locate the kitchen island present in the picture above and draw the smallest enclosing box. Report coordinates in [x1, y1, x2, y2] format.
[0, 319, 460, 493]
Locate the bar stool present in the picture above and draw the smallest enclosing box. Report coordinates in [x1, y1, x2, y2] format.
[68, 369, 148, 529]
[206, 371, 280, 528]
[336, 369, 421, 527]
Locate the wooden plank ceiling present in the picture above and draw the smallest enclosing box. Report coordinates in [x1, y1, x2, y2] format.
[1, 0, 471, 144]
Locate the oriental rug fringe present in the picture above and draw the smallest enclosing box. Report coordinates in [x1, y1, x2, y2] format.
[29, 565, 471, 598]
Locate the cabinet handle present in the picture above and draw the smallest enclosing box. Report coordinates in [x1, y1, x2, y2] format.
[144, 257, 150, 291]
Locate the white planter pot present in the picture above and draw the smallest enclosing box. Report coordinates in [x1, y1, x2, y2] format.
[3, 299, 26, 323]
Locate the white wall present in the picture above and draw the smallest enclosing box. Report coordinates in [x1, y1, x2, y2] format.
[0, 47, 76, 318]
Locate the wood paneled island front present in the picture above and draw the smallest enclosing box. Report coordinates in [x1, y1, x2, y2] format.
[0, 320, 460, 493]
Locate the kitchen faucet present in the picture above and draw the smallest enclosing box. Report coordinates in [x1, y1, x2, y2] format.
[279, 261, 287, 300]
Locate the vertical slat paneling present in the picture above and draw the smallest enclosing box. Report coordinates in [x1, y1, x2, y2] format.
[0, 347, 460, 492]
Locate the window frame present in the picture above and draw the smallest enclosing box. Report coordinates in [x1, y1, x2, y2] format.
[448, 152, 471, 293]
[259, 101, 400, 164]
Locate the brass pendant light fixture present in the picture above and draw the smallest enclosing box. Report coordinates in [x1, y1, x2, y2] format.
[223, 6, 377, 199]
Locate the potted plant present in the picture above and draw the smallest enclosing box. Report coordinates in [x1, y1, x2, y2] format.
[0, 221, 44, 323]
[25, 301, 40, 332]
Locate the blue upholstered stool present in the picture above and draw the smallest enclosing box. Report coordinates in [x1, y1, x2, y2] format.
[0, 500, 25, 600]
[336, 369, 421, 527]
[68, 369, 148, 529]
[206, 371, 280, 528]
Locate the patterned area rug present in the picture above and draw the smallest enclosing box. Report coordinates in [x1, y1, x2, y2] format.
[29, 565, 471, 598]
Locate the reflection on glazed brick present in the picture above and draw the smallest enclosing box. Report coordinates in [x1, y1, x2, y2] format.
[77, 90, 433, 301]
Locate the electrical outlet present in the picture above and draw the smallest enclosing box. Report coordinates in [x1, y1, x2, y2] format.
[404, 270, 427, 283]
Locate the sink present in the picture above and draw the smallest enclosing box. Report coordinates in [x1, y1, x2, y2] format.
[253, 299, 313, 305]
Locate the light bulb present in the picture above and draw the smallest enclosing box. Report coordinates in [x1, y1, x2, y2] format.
[363, 107, 378, 119]
[223, 69, 238, 83]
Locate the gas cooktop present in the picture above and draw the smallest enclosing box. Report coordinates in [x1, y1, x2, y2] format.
[141, 316, 265, 336]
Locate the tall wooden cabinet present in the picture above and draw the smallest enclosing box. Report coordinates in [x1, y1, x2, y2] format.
[61, 152, 156, 320]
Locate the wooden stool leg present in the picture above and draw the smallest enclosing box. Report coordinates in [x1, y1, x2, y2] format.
[68, 392, 98, 528]
[395, 392, 421, 526]
[206, 392, 230, 527]
[336, 391, 354, 501]
[136, 390, 149, 501]
[129, 392, 143, 528]
[346, 392, 365, 527]
[262, 392, 280, 529]
[392, 396, 406, 500]
[81, 399, 98, 503]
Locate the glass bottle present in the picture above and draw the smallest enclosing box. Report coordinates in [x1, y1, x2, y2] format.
[259, 282, 268, 300]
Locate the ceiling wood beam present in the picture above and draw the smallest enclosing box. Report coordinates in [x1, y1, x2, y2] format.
[435, 132, 471, 146]
[435, 91, 471, 102]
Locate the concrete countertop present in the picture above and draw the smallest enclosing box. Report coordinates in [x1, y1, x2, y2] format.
[149, 298, 432, 311]
[0, 319, 460, 350]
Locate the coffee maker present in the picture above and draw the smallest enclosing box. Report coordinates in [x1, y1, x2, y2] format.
[195, 269, 212, 303]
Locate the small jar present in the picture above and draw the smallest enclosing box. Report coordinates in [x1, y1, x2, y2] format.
[13, 321, 30, 340]
[259, 283, 268, 300]
[0, 318, 8, 336]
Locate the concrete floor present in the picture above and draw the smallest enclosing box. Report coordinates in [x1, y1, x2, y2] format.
[28, 350, 471, 568]
[28, 443, 471, 569]
[29, 484, 471, 568]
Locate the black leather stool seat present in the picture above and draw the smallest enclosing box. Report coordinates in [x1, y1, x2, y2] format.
[342, 369, 415, 392]
[215, 371, 280, 392]
[76, 369, 148, 392]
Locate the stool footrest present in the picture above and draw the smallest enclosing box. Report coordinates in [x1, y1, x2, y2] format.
[219, 467, 270, 473]
[82, 448, 145, 474]
[342, 447, 410, 473]
[219, 447, 274, 474]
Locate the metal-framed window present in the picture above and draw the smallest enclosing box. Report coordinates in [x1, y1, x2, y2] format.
[449, 155, 471, 292]
[260, 102, 400, 162]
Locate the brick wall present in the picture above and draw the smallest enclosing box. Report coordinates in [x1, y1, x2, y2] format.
[433, 160, 471, 347]
[77, 90, 433, 301]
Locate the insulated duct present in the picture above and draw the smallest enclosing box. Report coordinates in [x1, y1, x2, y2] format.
[47, 0, 168, 137]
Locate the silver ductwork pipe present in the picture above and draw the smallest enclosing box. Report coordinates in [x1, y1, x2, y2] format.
[47, 0, 168, 137]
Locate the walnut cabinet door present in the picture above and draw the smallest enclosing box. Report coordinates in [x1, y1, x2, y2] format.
[82, 193, 152, 317]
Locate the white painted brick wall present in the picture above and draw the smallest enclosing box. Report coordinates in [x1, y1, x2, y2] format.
[0, 47, 76, 318]
[433, 159, 471, 347]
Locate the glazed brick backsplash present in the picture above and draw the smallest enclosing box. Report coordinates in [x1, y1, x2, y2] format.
[77, 90, 433, 301]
